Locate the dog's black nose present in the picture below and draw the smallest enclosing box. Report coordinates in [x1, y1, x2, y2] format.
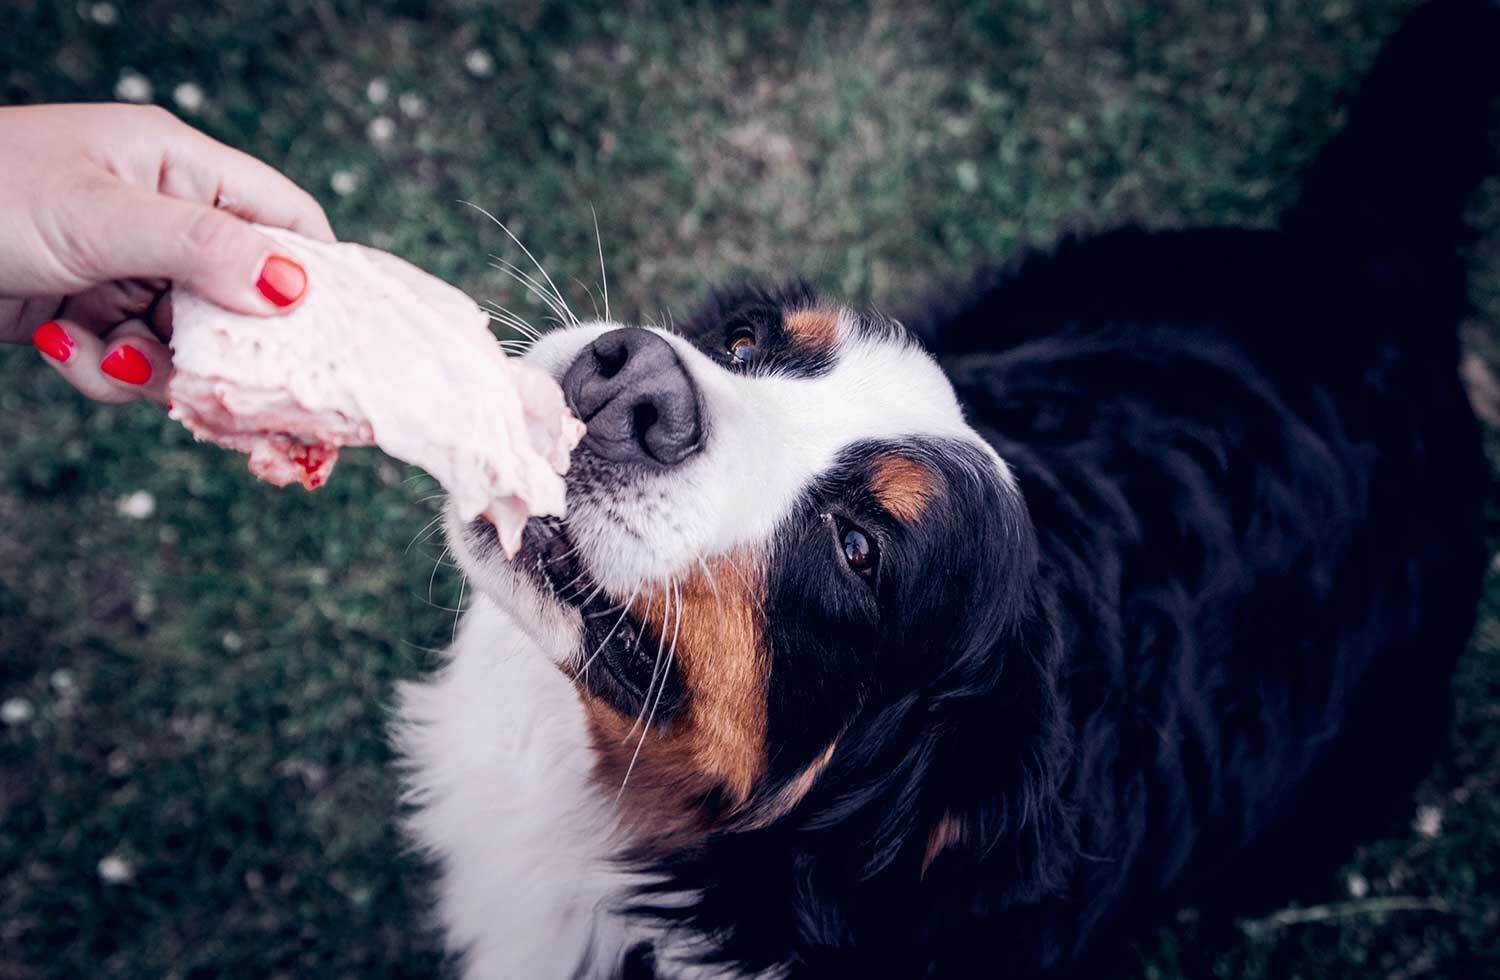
[562, 327, 704, 467]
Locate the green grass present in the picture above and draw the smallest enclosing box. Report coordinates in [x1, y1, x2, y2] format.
[2, 1, 1497, 976]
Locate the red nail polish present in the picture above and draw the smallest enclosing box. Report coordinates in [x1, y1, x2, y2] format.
[256, 254, 307, 308]
[32, 321, 74, 363]
[101, 345, 152, 385]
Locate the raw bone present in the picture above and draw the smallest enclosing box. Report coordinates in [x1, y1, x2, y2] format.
[167, 226, 583, 555]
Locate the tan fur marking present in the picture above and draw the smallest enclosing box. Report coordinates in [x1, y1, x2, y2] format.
[741, 739, 839, 830]
[783, 308, 840, 351]
[870, 454, 938, 522]
[578, 551, 769, 844]
[921, 812, 966, 878]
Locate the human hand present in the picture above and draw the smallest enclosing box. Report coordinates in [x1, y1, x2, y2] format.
[0, 102, 334, 403]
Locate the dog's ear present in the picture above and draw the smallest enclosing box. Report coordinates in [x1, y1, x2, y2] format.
[917, 597, 1075, 904]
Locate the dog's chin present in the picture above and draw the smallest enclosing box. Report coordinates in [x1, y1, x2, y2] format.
[446, 506, 665, 717]
[445, 509, 586, 666]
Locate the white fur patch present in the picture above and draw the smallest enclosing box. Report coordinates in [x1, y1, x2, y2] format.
[394, 598, 638, 979]
[395, 596, 771, 979]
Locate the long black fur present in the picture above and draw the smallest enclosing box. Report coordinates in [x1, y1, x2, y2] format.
[631, 2, 1497, 975]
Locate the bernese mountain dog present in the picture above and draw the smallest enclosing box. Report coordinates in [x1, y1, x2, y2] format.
[395, 2, 1498, 976]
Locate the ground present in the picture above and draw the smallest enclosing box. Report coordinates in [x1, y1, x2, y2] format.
[1, 1, 1497, 977]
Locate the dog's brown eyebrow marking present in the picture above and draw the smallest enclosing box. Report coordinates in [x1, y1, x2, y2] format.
[783, 308, 841, 351]
[869, 454, 938, 522]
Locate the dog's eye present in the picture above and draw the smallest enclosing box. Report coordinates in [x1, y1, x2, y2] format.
[841, 525, 876, 578]
[727, 327, 758, 364]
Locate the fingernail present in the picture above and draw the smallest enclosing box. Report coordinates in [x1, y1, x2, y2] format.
[255, 254, 306, 308]
[32, 321, 74, 363]
[101, 345, 152, 385]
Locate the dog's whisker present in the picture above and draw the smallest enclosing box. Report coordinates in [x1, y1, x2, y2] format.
[452, 572, 469, 644]
[461, 199, 579, 326]
[591, 204, 610, 323]
[626, 581, 673, 742]
[487, 258, 575, 328]
[479, 248, 576, 328]
[486, 317, 543, 347]
[482, 306, 542, 336]
[482, 283, 559, 338]
[574, 587, 639, 680]
[427, 545, 452, 607]
[572, 276, 602, 321]
[404, 513, 446, 555]
[619, 578, 681, 801]
[581, 598, 629, 620]
[695, 555, 723, 603]
[480, 298, 545, 340]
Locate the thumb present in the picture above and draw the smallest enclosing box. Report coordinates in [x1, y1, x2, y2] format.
[75, 183, 309, 316]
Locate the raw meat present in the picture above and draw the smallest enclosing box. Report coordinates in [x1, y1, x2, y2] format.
[167, 226, 583, 555]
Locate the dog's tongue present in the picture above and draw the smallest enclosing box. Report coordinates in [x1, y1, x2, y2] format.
[166, 225, 584, 557]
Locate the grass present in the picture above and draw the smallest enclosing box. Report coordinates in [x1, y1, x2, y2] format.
[1, 0, 1497, 977]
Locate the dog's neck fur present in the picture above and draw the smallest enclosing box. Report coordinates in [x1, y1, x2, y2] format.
[394, 596, 758, 980]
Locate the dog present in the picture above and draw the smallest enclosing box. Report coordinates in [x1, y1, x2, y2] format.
[395, 2, 1498, 976]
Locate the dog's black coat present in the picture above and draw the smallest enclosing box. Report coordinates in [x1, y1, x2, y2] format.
[628, 2, 1497, 976]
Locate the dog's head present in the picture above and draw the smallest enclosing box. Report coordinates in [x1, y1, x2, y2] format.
[449, 283, 1068, 903]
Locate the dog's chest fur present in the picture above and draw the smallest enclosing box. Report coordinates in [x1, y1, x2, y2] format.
[395, 597, 757, 980]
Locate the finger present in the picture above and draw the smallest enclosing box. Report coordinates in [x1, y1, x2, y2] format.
[30, 318, 136, 404]
[57, 278, 168, 338]
[98, 320, 172, 405]
[152, 113, 336, 243]
[64, 182, 310, 317]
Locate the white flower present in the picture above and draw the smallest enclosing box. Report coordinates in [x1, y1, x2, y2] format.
[1, 697, 34, 725]
[955, 160, 980, 193]
[117, 490, 155, 519]
[397, 92, 426, 119]
[1346, 873, 1369, 898]
[221, 631, 244, 652]
[88, 2, 117, 26]
[114, 69, 152, 104]
[107, 749, 131, 777]
[132, 589, 157, 619]
[172, 82, 205, 113]
[98, 854, 134, 884]
[366, 78, 390, 104]
[49, 669, 76, 695]
[330, 170, 360, 196]
[464, 49, 495, 77]
[1414, 804, 1443, 839]
[367, 116, 396, 145]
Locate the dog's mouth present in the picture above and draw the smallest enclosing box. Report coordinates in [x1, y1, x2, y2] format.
[511, 515, 595, 607]
[467, 513, 678, 717]
[464, 513, 596, 611]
